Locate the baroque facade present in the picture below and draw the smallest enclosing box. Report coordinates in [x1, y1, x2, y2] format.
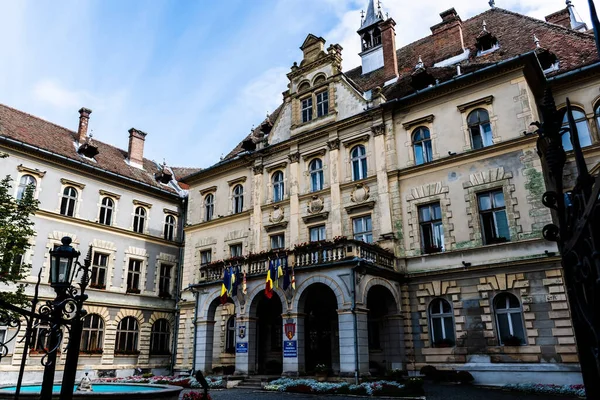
[0, 105, 195, 383]
[176, 0, 600, 386]
[1, 0, 600, 388]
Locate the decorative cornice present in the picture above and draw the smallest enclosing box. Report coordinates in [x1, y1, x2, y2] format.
[344, 201, 376, 214]
[327, 138, 340, 150]
[302, 148, 327, 161]
[402, 114, 435, 130]
[341, 133, 370, 147]
[163, 208, 179, 216]
[371, 124, 386, 136]
[133, 199, 153, 209]
[17, 164, 46, 178]
[199, 186, 217, 196]
[60, 178, 85, 189]
[302, 211, 329, 224]
[184, 210, 251, 232]
[227, 176, 247, 187]
[266, 161, 288, 173]
[288, 152, 301, 163]
[457, 95, 494, 112]
[264, 221, 289, 232]
[99, 189, 121, 200]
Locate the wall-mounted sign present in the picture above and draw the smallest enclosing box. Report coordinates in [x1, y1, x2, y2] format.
[238, 325, 246, 339]
[284, 319, 296, 340]
[283, 340, 297, 358]
[236, 342, 248, 353]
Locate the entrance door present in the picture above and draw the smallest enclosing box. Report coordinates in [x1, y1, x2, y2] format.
[255, 293, 282, 374]
[302, 283, 339, 372]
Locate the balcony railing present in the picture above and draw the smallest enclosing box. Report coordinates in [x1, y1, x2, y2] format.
[199, 238, 395, 283]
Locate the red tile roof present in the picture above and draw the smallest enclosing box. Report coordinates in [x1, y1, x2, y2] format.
[0, 103, 185, 195]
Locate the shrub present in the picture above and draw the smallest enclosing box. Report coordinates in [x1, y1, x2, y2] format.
[142, 373, 154, 379]
[386, 368, 405, 382]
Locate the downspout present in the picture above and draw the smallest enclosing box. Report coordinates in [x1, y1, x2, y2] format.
[351, 260, 363, 385]
[192, 288, 199, 373]
[171, 197, 187, 372]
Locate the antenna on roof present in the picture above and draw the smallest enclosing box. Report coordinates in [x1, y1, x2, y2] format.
[533, 34, 540, 48]
[489, 0, 495, 8]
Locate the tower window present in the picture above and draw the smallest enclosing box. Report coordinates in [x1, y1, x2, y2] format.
[302, 97, 313, 123]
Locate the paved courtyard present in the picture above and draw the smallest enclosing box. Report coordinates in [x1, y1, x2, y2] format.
[200, 383, 579, 400]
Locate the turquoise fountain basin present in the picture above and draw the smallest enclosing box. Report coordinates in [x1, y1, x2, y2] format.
[0, 383, 183, 399]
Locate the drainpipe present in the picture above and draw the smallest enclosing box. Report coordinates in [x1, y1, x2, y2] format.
[171, 197, 187, 373]
[192, 288, 199, 373]
[351, 260, 363, 385]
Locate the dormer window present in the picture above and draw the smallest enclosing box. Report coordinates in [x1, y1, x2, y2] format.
[537, 50, 559, 74]
[302, 97, 313, 123]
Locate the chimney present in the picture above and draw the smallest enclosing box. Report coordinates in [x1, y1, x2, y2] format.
[127, 128, 147, 168]
[379, 18, 398, 81]
[76, 107, 92, 144]
[430, 8, 465, 49]
[545, 8, 570, 28]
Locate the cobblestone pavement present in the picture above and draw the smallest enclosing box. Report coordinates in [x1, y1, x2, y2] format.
[194, 383, 579, 400]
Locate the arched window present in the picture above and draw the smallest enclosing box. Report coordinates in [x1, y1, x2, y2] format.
[164, 215, 176, 241]
[494, 292, 525, 346]
[272, 171, 284, 202]
[17, 175, 36, 200]
[468, 108, 493, 149]
[429, 298, 455, 347]
[413, 127, 433, 165]
[115, 317, 139, 354]
[99, 197, 114, 225]
[233, 185, 244, 214]
[80, 314, 104, 353]
[60, 186, 78, 217]
[309, 159, 324, 192]
[150, 319, 171, 355]
[205, 194, 214, 222]
[225, 316, 236, 354]
[351, 145, 367, 181]
[133, 207, 146, 233]
[561, 108, 592, 151]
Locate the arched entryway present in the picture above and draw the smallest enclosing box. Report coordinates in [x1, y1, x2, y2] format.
[299, 283, 340, 374]
[196, 295, 236, 374]
[366, 284, 401, 375]
[249, 291, 284, 374]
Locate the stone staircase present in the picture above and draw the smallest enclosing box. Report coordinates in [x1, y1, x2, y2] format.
[234, 376, 264, 390]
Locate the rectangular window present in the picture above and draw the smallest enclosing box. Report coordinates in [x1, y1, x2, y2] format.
[270, 234, 285, 250]
[418, 203, 444, 254]
[316, 91, 329, 117]
[127, 259, 142, 293]
[478, 189, 510, 245]
[91, 252, 108, 289]
[200, 250, 212, 265]
[309, 225, 326, 242]
[159, 264, 172, 297]
[353, 216, 373, 243]
[230, 244, 243, 258]
[301, 97, 313, 123]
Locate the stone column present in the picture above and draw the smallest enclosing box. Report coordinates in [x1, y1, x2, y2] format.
[281, 313, 305, 376]
[251, 163, 264, 252]
[338, 309, 370, 377]
[327, 137, 343, 237]
[372, 125, 393, 237]
[195, 320, 216, 373]
[235, 316, 257, 375]
[288, 152, 300, 243]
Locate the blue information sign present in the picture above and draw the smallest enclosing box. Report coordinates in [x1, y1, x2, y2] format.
[283, 340, 297, 358]
[236, 342, 248, 353]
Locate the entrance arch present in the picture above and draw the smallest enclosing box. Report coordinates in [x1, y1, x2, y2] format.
[366, 284, 402, 374]
[249, 291, 284, 374]
[196, 295, 236, 374]
[298, 282, 340, 374]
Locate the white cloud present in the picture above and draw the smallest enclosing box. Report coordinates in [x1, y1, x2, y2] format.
[32, 80, 92, 110]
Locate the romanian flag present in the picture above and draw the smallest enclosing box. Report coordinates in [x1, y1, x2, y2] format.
[220, 267, 232, 304]
[265, 260, 274, 299]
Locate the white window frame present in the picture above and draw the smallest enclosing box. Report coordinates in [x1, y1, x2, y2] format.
[352, 215, 373, 243]
[115, 317, 139, 354]
[232, 185, 244, 214]
[270, 233, 285, 250]
[164, 214, 176, 241]
[301, 96, 313, 123]
[204, 193, 215, 221]
[429, 298, 455, 346]
[126, 258, 143, 293]
[316, 90, 329, 118]
[98, 197, 115, 226]
[60, 186, 78, 217]
[133, 206, 147, 234]
[351, 145, 368, 181]
[494, 292, 526, 346]
[16, 174, 37, 201]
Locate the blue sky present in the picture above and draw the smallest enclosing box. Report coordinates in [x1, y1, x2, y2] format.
[0, 0, 592, 168]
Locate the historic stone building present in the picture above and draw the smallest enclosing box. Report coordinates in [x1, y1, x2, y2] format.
[0, 105, 196, 383]
[176, 0, 600, 386]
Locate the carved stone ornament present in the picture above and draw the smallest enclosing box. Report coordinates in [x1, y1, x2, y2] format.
[288, 152, 300, 163]
[351, 183, 370, 203]
[327, 138, 340, 150]
[307, 195, 324, 214]
[269, 205, 284, 223]
[253, 165, 264, 175]
[371, 124, 385, 136]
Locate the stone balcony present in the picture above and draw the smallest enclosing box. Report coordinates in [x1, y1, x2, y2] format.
[199, 238, 396, 283]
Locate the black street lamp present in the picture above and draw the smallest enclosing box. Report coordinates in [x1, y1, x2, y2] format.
[49, 237, 80, 291]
